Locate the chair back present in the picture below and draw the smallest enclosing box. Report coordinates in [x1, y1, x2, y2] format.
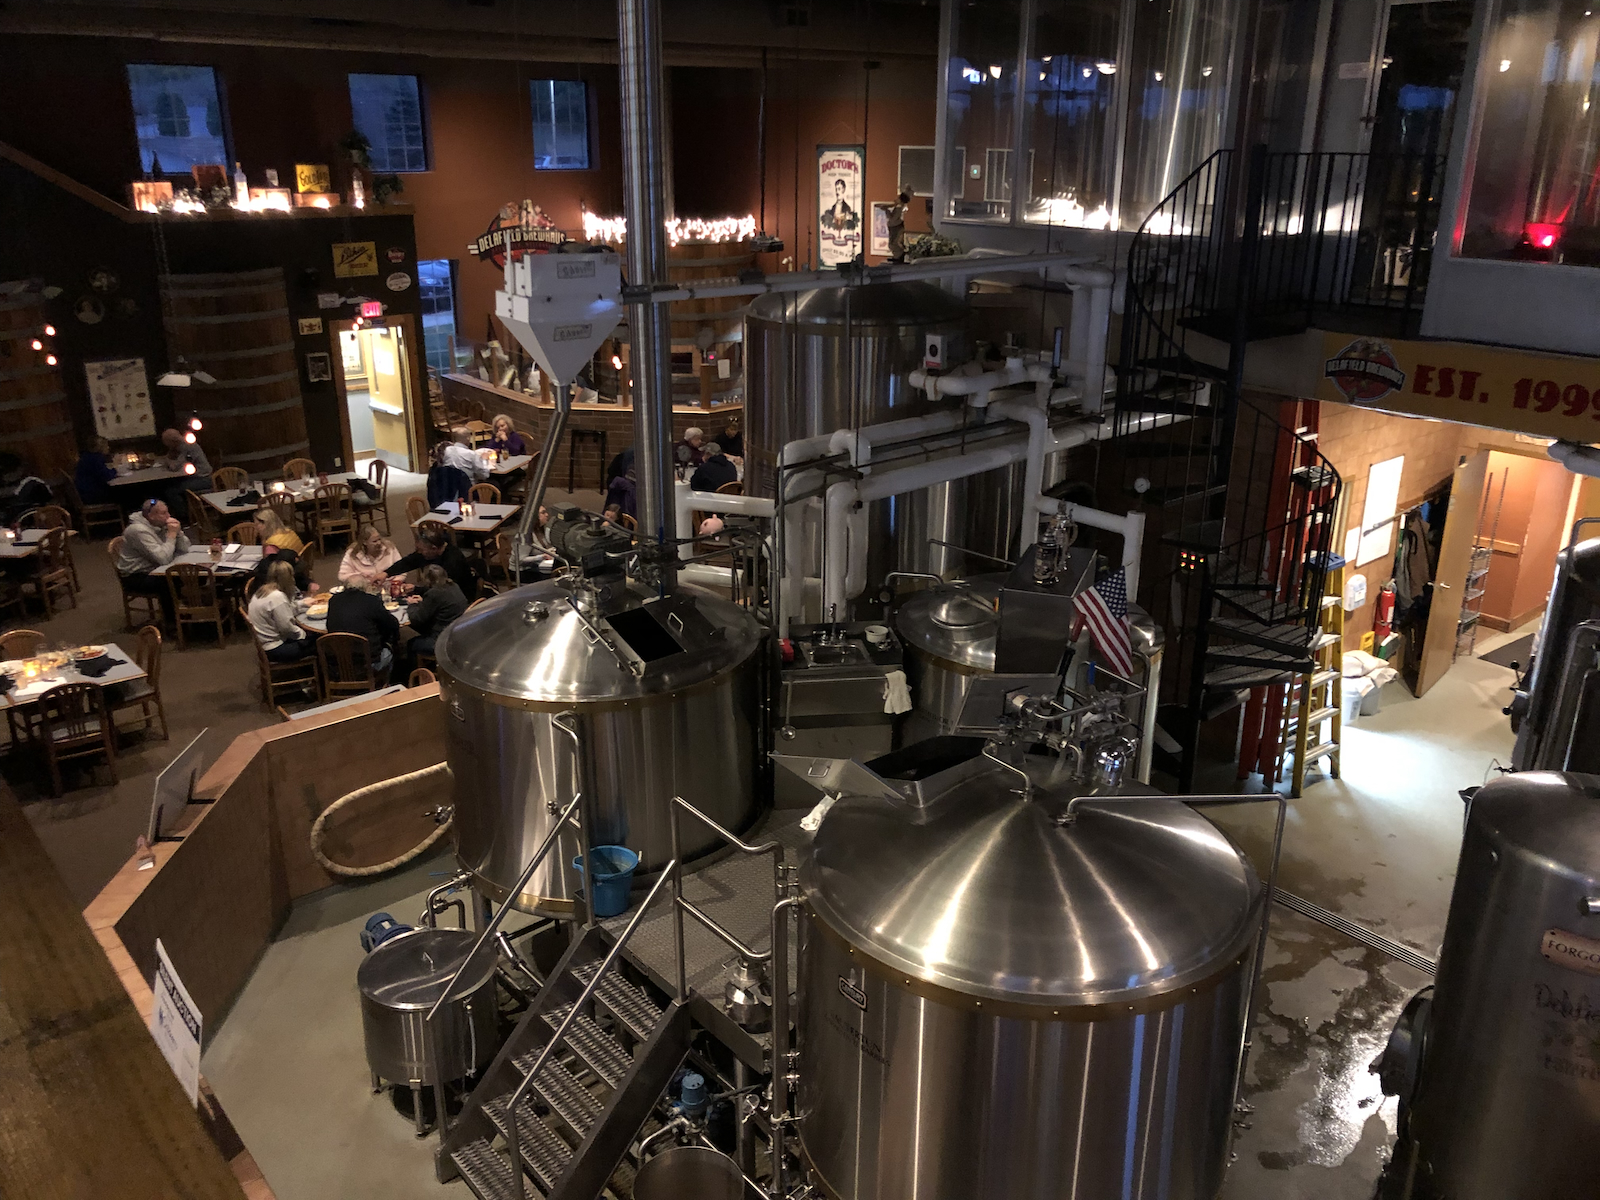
[108, 536, 124, 563]
[468, 482, 500, 505]
[263, 491, 297, 529]
[133, 625, 163, 688]
[408, 668, 436, 687]
[212, 467, 249, 491]
[316, 632, 375, 696]
[314, 483, 353, 521]
[168, 562, 219, 610]
[0, 628, 46, 659]
[406, 496, 429, 525]
[620, 513, 638, 531]
[283, 458, 317, 481]
[465, 397, 487, 422]
[427, 464, 471, 508]
[243, 576, 258, 605]
[416, 519, 455, 545]
[367, 458, 389, 495]
[39, 682, 104, 743]
[38, 527, 72, 573]
[18, 505, 72, 531]
[185, 490, 210, 531]
[716, 481, 745, 496]
[226, 521, 261, 545]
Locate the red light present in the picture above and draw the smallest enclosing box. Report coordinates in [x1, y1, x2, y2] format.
[1527, 222, 1562, 249]
[360, 301, 384, 317]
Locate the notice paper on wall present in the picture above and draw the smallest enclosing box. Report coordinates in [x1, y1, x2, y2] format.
[86, 357, 155, 440]
[1357, 455, 1405, 567]
[150, 938, 202, 1106]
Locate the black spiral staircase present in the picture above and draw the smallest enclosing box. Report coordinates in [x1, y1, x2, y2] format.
[1108, 146, 1346, 791]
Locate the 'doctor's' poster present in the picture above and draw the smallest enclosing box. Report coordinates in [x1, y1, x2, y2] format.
[818, 145, 864, 266]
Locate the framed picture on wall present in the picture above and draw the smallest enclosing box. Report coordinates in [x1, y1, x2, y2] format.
[818, 144, 864, 266]
[306, 352, 333, 383]
[870, 202, 893, 257]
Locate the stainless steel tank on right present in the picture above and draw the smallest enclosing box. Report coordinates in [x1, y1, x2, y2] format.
[1379, 771, 1600, 1199]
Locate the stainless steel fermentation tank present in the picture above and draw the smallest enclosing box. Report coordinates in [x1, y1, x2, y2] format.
[796, 747, 1262, 1200]
[744, 284, 1022, 608]
[436, 582, 764, 913]
[1511, 534, 1600, 770]
[1392, 771, 1600, 1199]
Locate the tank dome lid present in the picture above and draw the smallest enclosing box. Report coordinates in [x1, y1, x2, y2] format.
[747, 281, 967, 328]
[801, 760, 1261, 1006]
[894, 578, 1002, 671]
[436, 581, 762, 704]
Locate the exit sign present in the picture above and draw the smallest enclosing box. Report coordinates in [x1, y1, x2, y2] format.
[360, 301, 384, 317]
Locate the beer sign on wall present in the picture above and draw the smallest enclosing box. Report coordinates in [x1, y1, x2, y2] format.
[818, 145, 864, 267]
[469, 201, 566, 268]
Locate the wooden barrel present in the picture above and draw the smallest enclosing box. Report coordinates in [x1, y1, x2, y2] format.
[160, 268, 309, 474]
[0, 288, 76, 476]
[668, 239, 759, 344]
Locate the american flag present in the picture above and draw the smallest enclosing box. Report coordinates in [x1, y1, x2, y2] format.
[1072, 566, 1133, 677]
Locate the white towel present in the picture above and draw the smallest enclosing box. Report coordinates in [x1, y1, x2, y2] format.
[800, 792, 839, 833]
[883, 669, 913, 715]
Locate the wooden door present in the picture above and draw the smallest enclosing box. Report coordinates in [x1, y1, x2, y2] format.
[1416, 448, 1489, 696]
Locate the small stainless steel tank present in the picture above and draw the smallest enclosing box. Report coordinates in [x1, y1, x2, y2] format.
[1405, 771, 1600, 1199]
[358, 927, 497, 1087]
[796, 749, 1261, 1200]
[436, 582, 764, 914]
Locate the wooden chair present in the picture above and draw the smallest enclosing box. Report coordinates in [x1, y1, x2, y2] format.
[108, 625, 168, 741]
[212, 467, 249, 491]
[620, 513, 638, 532]
[415, 519, 454, 548]
[62, 477, 124, 538]
[255, 637, 318, 710]
[108, 538, 161, 630]
[225, 521, 260, 545]
[716, 481, 745, 496]
[282, 458, 317, 481]
[35, 682, 116, 796]
[316, 632, 378, 701]
[405, 495, 429, 532]
[184, 490, 214, 539]
[166, 563, 232, 649]
[0, 629, 46, 660]
[408, 668, 436, 687]
[355, 459, 391, 536]
[487, 532, 513, 581]
[468, 482, 500, 505]
[262, 489, 298, 531]
[311, 483, 356, 554]
[16, 505, 73, 532]
[26, 528, 76, 617]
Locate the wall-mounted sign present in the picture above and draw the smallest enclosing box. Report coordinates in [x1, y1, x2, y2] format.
[86, 357, 155, 439]
[150, 939, 201, 1106]
[469, 201, 566, 268]
[297, 317, 324, 336]
[360, 300, 385, 318]
[386, 247, 407, 264]
[1318, 332, 1600, 443]
[870, 201, 893, 257]
[333, 241, 378, 278]
[818, 144, 864, 267]
[316, 292, 343, 309]
[306, 352, 333, 382]
[385, 272, 412, 292]
[295, 163, 332, 194]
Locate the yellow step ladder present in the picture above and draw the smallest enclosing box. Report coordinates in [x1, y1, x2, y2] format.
[1276, 564, 1344, 798]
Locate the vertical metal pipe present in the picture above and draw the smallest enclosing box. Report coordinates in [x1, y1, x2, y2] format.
[618, 0, 677, 568]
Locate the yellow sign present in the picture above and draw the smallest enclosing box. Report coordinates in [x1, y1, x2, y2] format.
[295, 163, 331, 194]
[1319, 333, 1600, 442]
[332, 241, 378, 278]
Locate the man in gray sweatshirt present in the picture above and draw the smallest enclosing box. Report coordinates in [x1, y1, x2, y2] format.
[116, 498, 190, 623]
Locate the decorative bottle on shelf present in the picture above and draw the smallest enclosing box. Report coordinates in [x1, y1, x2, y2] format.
[1033, 517, 1061, 586]
[232, 161, 249, 207]
[350, 174, 365, 209]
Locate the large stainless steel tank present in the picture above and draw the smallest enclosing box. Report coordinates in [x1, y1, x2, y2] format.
[796, 750, 1262, 1200]
[744, 284, 1021, 609]
[1511, 536, 1600, 770]
[358, 928, 498, 1086]
[436, 582, 764, 913]
[1405, 771, 1600, 1199]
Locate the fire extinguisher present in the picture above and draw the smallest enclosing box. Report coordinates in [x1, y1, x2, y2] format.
[1374, 581, 1396, 641]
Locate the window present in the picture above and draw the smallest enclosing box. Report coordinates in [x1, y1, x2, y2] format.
[126, 64, 227, 174]
[899, 146, 937, 196]
[418, 260, 458, 372]
[530, 80, 591, 170]
[348, 74, 428, 172]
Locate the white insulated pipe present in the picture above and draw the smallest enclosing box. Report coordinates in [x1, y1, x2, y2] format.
[1037, 496, 1147, 598]
[673, 479, 775, 561]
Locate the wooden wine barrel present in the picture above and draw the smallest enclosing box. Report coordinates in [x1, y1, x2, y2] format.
[0, 288, 76, 476]
[667, 239, 759, 344]
[160, 268, 309, 474]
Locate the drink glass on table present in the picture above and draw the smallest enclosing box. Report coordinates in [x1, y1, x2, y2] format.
[209, 538, 222, 562]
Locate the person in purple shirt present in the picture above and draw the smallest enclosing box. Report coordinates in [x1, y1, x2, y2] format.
[488, 414, 528, 457]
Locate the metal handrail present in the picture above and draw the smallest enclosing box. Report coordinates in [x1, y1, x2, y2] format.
[424, 791, 583, 1023]
[501, 862, 679, 1200]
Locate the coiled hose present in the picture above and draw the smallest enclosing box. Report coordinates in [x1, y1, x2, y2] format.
[309, 762, 453, 878]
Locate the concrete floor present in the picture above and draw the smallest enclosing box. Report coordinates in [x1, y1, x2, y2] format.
[196, 624, 1529, 1200]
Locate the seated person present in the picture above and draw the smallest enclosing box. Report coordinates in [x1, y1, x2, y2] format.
[426, 437, 473, 509]
[605, 469, 636, 520]
[673, 427, 705, 469]
[340, 525, 401, 586]
[488, 414, 527, 457]
[402, 563, 467, 674]
[160, 427, 210, 509]
[0, 456, 53, 525]
[248, 560, 315, 662]
[386, 527, 477, 599]
[440, 428, 489, 482]
[716, 420, 744, 459]
[689, 442, 739, 493]
[74, 437, 118, 506]
[251, 543, 315, 594]
[254, 507, 306, 554]
[114, 498, 190, 620]
[326, 576, 401, 679]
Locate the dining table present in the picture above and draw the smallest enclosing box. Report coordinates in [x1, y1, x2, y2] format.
[294, 593, 412, 634]
[0, 647, 147, 712]
[148, 545, 265, 576]
[413, 500, 520, 537]
[483, 452, 532, 477]
[109, 464, 186, 489]
[0, 528, 53, 561]
[200, 473, 358, 519]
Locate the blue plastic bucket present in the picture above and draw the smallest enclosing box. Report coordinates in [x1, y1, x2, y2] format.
[572, 846, 640, 918]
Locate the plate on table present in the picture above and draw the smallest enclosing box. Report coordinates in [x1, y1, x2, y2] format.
[72, 646, 107, 661]
[306, 603, 330, 619]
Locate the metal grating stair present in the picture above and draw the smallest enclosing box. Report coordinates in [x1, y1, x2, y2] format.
[453, 1137, 522, 1200]
[517, 1055, 602, 1139]
[572, 963, 662, 1041]
[542, 1005, 632, 1088]
[483, 1094, 573, 1192]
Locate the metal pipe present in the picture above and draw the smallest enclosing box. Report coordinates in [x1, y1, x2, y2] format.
[769, 893, 805, 1200]
[618, 0, 677, 561]
[551, 711, 599, 928]
[513, 393, 570, 584]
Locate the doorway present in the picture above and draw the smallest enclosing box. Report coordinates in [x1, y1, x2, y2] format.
[333, 319, 419, 473]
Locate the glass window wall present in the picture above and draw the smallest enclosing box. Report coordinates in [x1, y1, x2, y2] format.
[1460, 0, 1600, 265]
[1022, 0, 1120, 228]
[943, 0, 1023, 221]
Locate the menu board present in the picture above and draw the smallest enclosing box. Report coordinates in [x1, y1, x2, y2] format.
[86, 357, 156, 440]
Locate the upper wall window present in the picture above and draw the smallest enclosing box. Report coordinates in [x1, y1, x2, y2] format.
[531, 80, 591, 170]
[126, 64, 228, 174]
[349, 74, 429, 172]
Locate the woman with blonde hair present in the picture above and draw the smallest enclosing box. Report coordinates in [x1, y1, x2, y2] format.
[248, 559, 313, 662]
[339, 523, 401, 586]
[254, 506, 306, 554]
[488, 413, 527, 457]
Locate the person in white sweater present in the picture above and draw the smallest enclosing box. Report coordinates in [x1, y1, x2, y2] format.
[440, 428, 489, 482]
[248, 560, 313, 662]
[338, 525, 401, 586]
